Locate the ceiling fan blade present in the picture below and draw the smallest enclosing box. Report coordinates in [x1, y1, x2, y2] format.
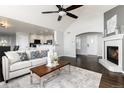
[66, 5, 83, 11]
[56, 5, 62, 10]
[58, 16, 62, 21]
[42, 11, 58, 14]
[66, 12, 78, 19]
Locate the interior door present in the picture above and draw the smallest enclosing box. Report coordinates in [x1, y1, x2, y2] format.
[76, 35, 87, 55]
[86, 34, 97, 55]
[81, 35, 87, 55]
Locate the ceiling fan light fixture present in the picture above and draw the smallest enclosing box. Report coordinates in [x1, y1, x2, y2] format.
[58, 11, 66, 16]
[42, 5, 83, 21]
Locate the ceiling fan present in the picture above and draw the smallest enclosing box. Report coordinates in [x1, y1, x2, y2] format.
[42, 5, 83, 21]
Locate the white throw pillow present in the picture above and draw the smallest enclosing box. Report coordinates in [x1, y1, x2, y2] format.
[26, 50, 33, 59]
[5, 51, 20, 64]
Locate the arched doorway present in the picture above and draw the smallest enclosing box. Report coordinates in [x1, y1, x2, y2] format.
[76, 32, 103, 56]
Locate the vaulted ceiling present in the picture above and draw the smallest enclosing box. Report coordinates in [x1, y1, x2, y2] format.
[0, 5, 84, 32]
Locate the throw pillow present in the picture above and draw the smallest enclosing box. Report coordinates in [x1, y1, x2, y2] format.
[18, 52, 29, 61]
[40, 50, 48, 58]
[5, 51, 20, 64]
[30, 51, 40, 59]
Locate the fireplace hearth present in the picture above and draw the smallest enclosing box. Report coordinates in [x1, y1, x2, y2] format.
[107, 46, 118, 65]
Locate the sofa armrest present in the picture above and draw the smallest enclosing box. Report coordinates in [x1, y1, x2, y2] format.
[2, 56, 10, 81]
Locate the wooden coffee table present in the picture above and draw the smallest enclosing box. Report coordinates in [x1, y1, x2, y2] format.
[30, 61, 70, 87]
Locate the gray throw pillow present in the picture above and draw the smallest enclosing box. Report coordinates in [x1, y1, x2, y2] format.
[30, 51, 40, 59]
[40, 50, 48, 58]
[18, 52, 29, 61]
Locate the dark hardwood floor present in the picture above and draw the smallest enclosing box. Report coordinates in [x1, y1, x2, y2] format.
[60, 55, 124, 88]
[0, 55, 124, 88]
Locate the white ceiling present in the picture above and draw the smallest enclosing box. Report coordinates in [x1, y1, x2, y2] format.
[0, 16, 54, 35]
[0, 5, 84, 32]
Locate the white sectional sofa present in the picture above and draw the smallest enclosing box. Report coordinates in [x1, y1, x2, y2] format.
[2, 49, 49, 82]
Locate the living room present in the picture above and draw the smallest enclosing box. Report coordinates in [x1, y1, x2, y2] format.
[0, 1, 124, 91]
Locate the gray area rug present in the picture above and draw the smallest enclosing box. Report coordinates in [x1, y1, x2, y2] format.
[0, 66, 102, 88]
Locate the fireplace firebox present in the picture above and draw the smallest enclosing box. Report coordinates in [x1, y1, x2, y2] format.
[107, 46, 118, 65]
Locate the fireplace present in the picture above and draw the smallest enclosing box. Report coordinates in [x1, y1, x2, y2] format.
[99, 34, 124, 72]
[107, 46, 118, 65]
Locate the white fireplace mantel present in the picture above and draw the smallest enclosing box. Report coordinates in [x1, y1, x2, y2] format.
[99, 34, 124, 73]
[103, 34, 124, 41]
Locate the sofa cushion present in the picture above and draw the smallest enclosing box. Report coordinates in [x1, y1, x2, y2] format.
[18, 52, 29, 61]
[31, 57, 47, 66]
[10, 60, 31, 72]
[39, 50, 48, 58]
[5, 51, 20, 64]
[30, 51, 40, 59]
[25, 49, 36, 59]
[25, 50, 31, 59]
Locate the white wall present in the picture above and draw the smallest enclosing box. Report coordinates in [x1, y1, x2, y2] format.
[55, 31, 64, 57]
[64, 5, 116, 57]
[97, 34, 103, 56]
[16, 32, 29, 50]
[86, 34, 98, 55]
